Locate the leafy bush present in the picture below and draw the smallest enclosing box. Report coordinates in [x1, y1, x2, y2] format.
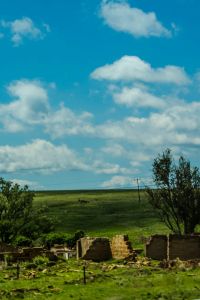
[14, 236, 32, 247]
[25, 262, 37, 269]
[46, 261, 56, 267]
[33, 255, 49, 266]
[42, 232, 71, 248]
[42, 230, 85, 249]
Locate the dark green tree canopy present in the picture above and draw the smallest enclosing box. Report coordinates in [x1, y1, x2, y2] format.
[147, 149, 200, 234]
[0, 178, 54, 243]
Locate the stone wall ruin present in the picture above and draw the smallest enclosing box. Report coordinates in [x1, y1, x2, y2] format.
[169, 234, 200, 260]
[77, 235, 134, 261]
[145, 235, 168, 260]
[77, 237, 112, 262]
[110, 235, 133, 260]
[146, 234, 200, 260]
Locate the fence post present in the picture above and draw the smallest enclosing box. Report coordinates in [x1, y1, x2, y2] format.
[16, 262, 20, 279]
[83, 265, 86, 284]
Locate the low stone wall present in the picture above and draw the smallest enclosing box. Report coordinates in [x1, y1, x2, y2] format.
[169, 235, 200, 260]
[145, 235, 168, 260]
[22, 247, 44, 259]
[110, 235, 133, 259]
[0, 243, 18, 253]
[0, 247, 46, 262]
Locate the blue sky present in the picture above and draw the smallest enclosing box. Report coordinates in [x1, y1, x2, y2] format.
[0, 0, 200, 190]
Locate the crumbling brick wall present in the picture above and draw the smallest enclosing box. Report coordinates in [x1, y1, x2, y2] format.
[169, 235, 200, 260]
[146, 234, 200, 261]
[110, 235, 133, 259]
[76, 237, 94, 259]
[145, 235, 168, 260]
[77, 237, 112, 262]
[77, 235, 134, 261]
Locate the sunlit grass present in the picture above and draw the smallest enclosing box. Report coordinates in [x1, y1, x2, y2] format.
[34, 190, 169, 247]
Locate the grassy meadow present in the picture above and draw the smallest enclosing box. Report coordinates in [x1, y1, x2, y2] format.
[1, 259, 200, 300]
[1, 189, 200, 299]
[34, 189, 169, 248]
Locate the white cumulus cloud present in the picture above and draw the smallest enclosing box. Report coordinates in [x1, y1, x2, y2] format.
[0, 80, 49, 132]
[44, 104, 94, 138]
[100, 0, 171, 38]
[96, 101, 200, 147]
[101, 175, 133, 188]
[0, 79, 94, 137]
[112, 86, 166, 109]
[93, 160, 132, 175]
[102, 143, 151, 164]
[1, 17, 49, 46]
[91, 55, 190, 85]
[0, 139, 87, 173]
[10, 179, 44, 190]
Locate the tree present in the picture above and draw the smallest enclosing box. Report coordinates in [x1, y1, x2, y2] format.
[146, 149, 200, 234]
[0, 178, 54, 243]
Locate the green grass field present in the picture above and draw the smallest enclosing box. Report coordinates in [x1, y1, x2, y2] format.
[1, 189, 200, 300]
[35, 189, 169, 248]
[1, 259, 200, 300]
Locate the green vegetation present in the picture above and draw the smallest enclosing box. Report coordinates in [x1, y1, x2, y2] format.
[0, 258, 200, 299]
[32, 255, 49, 266]
[42, 231, 85, 248]
[0, 178, 54, 243]
[0, 189, 200, 299]
[147, 149, 200, 234]
[35, 189, 169, 248]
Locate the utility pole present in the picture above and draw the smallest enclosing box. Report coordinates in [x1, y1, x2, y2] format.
[136, 178, 141, 204]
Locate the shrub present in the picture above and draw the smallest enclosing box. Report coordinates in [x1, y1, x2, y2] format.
[33, 255, 49, 266]
[14, 236, 32, 247]
[25, 262, 37, 269]
[42, 231, 85, 249]
[42, 232, 71, 249]
[46, 261, 56, 267]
